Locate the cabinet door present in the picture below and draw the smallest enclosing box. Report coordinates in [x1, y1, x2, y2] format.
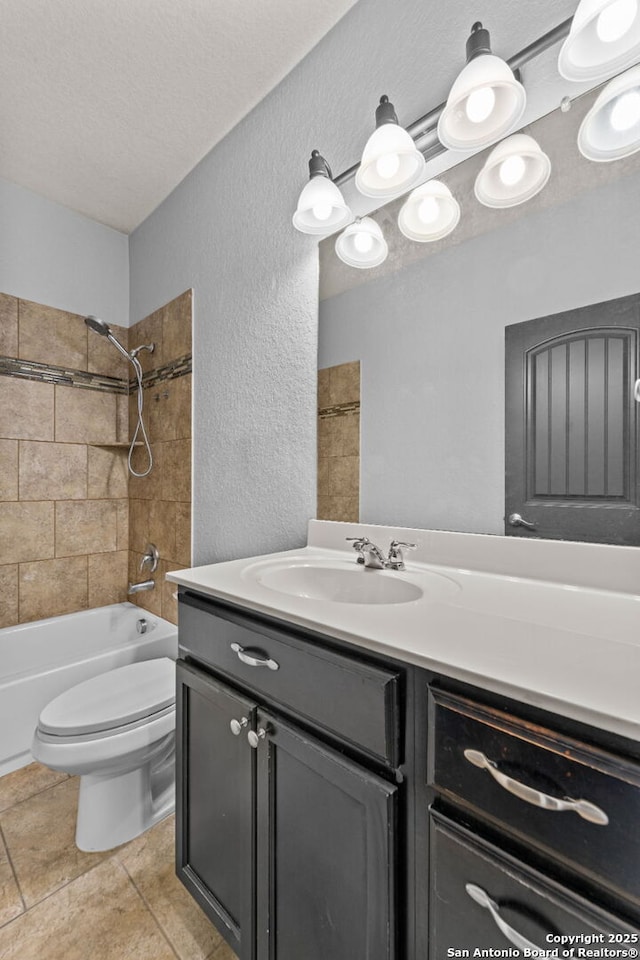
[254, 711, 398, 960]
[176, 661, 256, 958]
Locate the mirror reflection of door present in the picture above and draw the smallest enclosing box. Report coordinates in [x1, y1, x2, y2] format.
[505, 294, 640, 545]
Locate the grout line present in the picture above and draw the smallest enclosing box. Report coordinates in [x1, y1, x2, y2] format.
[118, 860, 181, 960]
[0, 821, 26, 917]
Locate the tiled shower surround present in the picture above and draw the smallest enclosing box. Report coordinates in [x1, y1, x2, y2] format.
[317, 360, 360, 522]
[0, 290, 192, 628]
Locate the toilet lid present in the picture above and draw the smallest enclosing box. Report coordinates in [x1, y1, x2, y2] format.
[38, 658, 176, 736]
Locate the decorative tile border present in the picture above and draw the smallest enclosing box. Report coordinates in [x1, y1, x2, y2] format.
[0, 353, 192, 394]
[319, 401, 360, 420]
[0, 357, 128, 394]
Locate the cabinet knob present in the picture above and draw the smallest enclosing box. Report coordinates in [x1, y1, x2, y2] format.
[230, 716, 249, 736]
[248, 727, 268, 749]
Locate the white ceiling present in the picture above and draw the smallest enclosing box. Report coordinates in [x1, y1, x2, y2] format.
[0, 0, 359, 233]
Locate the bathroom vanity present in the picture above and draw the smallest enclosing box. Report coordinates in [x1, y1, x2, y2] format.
[168, 522, 640, 958]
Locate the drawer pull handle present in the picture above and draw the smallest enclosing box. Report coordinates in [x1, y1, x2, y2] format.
[463, 749, 609, 825]
[230, 643, 279, 671]
[465, 884, 550, 954]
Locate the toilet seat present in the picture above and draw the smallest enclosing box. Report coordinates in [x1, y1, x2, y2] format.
[38, 658, 175, 737]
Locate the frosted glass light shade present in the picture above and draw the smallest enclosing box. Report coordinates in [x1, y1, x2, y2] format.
[398, 181, 461, 242]
[438, 55, 526, 151]
[474, 134, 551, 207]
[292, 175, 353, 235]
[558, 0, 640, 82]
[578, 64, 640, 159]
[355, 123, 426, 199]
[335, 218, 388, 269]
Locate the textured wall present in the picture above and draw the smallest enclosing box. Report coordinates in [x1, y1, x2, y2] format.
[0, 177, 129, 324]
[318, 172, 640, 535]
[128, 0, 580, 565]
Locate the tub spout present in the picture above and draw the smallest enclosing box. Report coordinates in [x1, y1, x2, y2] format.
[128, 579, 155, 595]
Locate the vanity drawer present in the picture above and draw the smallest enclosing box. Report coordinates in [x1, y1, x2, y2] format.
[179, 594, 401, 766]
[428, 688, 640, 906]
[429, 812, 636, 951]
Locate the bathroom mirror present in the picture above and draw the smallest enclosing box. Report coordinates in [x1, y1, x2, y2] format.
[318, 82, 640, 542]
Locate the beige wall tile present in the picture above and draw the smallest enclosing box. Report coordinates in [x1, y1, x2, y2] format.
[317, 496, 359, 523]
[339, 412, 360, 457]
[148, 500, 176, 560]
[19, 300, 87, 371]
[128, 439, 161, 496]
[87, 323, 129, 380]
[129, 312, 164, 373]
[87, 446, 128, 499]
[0, 439, 18, 500]
[149, 374, 191, 442]
[162, 290, 192, 363]
[175, 502, 191, 567]
[116, 393, 129, 443]
[328, 455, 359, 497]
[55, 386, 117, 444]
[19, 441, 87, 501]
[128, 551, 162, 616]
[129, 498, 150, 554]
[116, 498, 129, 550]
[19, 556, 88, 622]
[329, 360, 360, 404]
[318, 456, 330, 498]
[0, 378, 54, 441]
[88, 551, 128, 607]
[0, 502, 54, 564]
[0, 294, 19, 357]
[55, 500, 117, 557]
[162, 439, 191, 502]
[0, 564, 18, 628]
[317, 417, 335, 459]
[159, 560, 179, 625]
[318, 367, 331, 409]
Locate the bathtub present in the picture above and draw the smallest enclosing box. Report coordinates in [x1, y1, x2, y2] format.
[0, 603, 178, 777]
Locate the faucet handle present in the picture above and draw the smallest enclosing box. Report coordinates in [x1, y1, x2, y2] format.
[346, 536, 369, 564]
[387, 540, 417, 569]
[140, 542, 159, 573]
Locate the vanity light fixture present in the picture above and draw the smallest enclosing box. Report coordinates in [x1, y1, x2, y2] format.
[474, 133, 551, 207]
[292, 150, 353, 235]
[578, 63, 640, 159]
[437, 22, 527, 152]
[335, 217, 388, 269]
[355, 96, 426, 199]
[558, 0, 640, 82]
[397, 180, 461, 242]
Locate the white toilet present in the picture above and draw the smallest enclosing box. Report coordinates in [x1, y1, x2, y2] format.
[31, 658, 176, 852]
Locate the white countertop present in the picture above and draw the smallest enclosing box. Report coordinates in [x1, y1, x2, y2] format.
[168, 521, 640, 743]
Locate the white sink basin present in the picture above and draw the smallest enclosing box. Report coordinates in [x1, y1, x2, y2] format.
[245, 559, 458, 605]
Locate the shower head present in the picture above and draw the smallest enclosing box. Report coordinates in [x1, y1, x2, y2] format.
[85, 315, 112, 337]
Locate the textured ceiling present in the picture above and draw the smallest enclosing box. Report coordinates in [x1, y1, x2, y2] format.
[0, 0, 359, 232]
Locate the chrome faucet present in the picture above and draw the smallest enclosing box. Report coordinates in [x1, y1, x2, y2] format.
[346, 537, 416, 570]
[128, 543, 159, 594]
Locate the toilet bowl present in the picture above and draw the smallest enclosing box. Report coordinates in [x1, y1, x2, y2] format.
[31, 658, 176, 852]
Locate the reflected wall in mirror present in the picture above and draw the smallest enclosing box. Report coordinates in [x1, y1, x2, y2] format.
[317, 83, 640, 545]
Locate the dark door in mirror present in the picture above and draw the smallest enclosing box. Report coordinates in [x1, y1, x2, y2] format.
[505, 293, 640, 544]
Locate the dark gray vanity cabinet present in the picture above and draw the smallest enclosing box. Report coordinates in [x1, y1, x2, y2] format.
[176, 592, 403, 960]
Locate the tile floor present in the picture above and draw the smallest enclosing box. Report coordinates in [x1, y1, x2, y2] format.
[0, 763, 238, 960]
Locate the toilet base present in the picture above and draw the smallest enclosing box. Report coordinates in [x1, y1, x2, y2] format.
[75, 735, 175, 851]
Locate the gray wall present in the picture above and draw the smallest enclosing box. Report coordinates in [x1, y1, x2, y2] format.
[129, 0, 579, 564]
[318, 172, 640, 534]
[0, 177, 128, 323]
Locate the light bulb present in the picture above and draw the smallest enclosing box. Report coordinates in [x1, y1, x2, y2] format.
[375, 152, 401, 180]
[465, 85, 496, 124]
[353, 231, 374, 253]
[610, 88, 640, 129]
[499, 154, 527, 186]
[417, 196, 440, 224]
[311, 201, 332, 222]
[596, 0, 638, 43]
